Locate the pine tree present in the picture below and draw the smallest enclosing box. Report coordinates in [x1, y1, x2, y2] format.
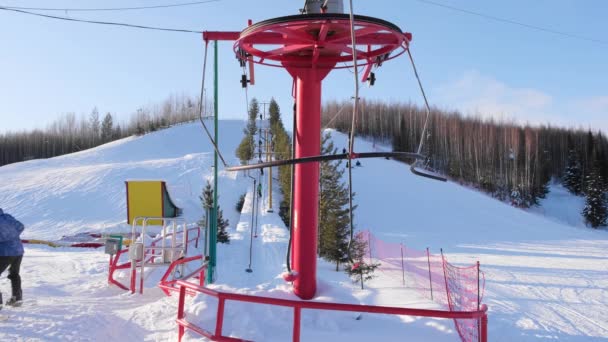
[236, 136, 253, 164]
[563, 149, 583, 195]
[318, 132, 354, 271]
[89, 107, 101, 145]
[236, 98, 260, 164]
[101, 113, 114, 143]
[344, 232, 380, 289]
[268, 98, 281, 129]
[216, 208, 230, 243]
[582, 163, 607, 228]
[200, 180, 230, 243]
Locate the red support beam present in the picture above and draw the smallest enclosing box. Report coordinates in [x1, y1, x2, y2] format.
[203, 31, 240, 42]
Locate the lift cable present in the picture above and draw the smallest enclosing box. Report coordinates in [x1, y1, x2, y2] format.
[0, 6, 204, 34]
[345, 0, 360, 263]
[405, 45, 447, 182]
[1, 0, 220, 12]
[198, 40, 229, 167]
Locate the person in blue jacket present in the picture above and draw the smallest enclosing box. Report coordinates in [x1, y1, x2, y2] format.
[0, 208, 24, 308]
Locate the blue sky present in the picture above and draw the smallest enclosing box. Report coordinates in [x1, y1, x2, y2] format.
[1, 0, 607, 133]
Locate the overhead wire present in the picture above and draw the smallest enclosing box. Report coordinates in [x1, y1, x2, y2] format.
[1, 0, 220, 12]
[413, 0, 608, 46]
[345, 0, 360, 264]
[0, 6, 204, 33]
[198, 41, 229, 167]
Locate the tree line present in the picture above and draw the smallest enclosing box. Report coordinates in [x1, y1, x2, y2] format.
[0, 94, 203, 167]
[323, 99, 608, 227]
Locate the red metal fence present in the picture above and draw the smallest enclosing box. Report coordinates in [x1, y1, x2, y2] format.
[108, 226, 201, 293]
[175, 280, 487, 342]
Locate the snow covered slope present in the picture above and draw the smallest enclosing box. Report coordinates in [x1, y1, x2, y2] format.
[329, 130, 608, 341]
[0, 120, 247, 240]
[0, 123, 606, 341]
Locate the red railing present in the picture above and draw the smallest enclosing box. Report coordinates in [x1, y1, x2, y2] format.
[175, 280, 488, 342]
[158, 255, 207, 296]
[108, 247, 131, 290]
[108, 226, 201, 293]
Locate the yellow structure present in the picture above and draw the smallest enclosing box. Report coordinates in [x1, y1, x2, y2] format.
[126, 180, 181, 225]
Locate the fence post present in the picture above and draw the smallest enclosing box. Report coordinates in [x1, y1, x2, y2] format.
[477, 260, 481, 340]
[293, 307, 301, 342]
[477, 261, 480, 311]
[426, 247, 433, 300]
[368, 231, 373, 263]
[215, 297, 226, 338]
[400, 244, 405, 286]
[177, 285, 186, 341]
[480, 312, 488, 342]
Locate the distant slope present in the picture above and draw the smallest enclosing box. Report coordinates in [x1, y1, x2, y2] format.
[328, 129, 608, 341]
[0, 120, 247, 240]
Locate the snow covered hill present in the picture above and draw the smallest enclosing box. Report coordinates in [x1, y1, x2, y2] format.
[0, 122, 607, 341]
[0, 120, 247, 240]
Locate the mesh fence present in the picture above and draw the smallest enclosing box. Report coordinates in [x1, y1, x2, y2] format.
[360, 230, 485, 342]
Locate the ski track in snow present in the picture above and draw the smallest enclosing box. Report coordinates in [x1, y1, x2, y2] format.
[0, 122, 607, 341]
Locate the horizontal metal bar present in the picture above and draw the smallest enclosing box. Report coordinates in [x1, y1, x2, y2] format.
[203, 31, 240, 41]
[176, 281, 487, 320]
[225, 151, 422, 172]
[410, 165, 447, 182]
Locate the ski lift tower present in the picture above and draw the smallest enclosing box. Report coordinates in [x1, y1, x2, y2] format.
[204, 0, 410, 299]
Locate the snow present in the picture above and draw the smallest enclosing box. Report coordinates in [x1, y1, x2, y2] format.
[1, 122, 607, 341]
[530, 184, 588, 228]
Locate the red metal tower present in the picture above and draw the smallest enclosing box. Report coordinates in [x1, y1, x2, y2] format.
[205, 12, 410, 299]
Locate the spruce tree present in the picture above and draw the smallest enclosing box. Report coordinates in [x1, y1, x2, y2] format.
[318, 132, 353, 271]
[200, 180, 230, 243]
[235, 98, 260, 165]
[236, 137, 253, 164]
[344, 232, 380, 289]
[101, 113, 114, 143]
[563, 149, 583, 195]
[268, 98, 281, 129]
[582, 163, 607, 228]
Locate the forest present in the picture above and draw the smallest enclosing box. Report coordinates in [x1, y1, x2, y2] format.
[323, 99, 608, 213]
[0, 94, 203, 167]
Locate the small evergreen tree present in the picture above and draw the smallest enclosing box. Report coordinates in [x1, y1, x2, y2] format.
[344, 232, 380, 289]
[318, 132, 353, 271]
[200, 180, 230, 243]
[563, 149, 583, 195]
[235, 98, 260, 165]
[216, 208, 230, 243]
[582, 163, 607, 228]
[236, 136, 253, 164]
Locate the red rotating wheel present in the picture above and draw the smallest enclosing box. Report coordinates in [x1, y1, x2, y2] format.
[234, 13, 411, 70]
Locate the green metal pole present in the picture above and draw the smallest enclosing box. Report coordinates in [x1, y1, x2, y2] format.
[207, 40, 219, 284]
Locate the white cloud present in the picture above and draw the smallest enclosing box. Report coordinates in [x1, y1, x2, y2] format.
[433, 70, 607, 133]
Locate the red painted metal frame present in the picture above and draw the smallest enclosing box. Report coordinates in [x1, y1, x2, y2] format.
[234, 17, 411, 70]
[108, 227, 202, 293]
[201, 15, 409, 300]
[158, 254, 207, 296]
[175, 280, 488, 342]
[234, 16, 407, 300]
[108, 247, 131, 290]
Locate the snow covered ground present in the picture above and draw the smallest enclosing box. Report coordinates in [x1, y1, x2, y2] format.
[1, 122, 607, 341]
